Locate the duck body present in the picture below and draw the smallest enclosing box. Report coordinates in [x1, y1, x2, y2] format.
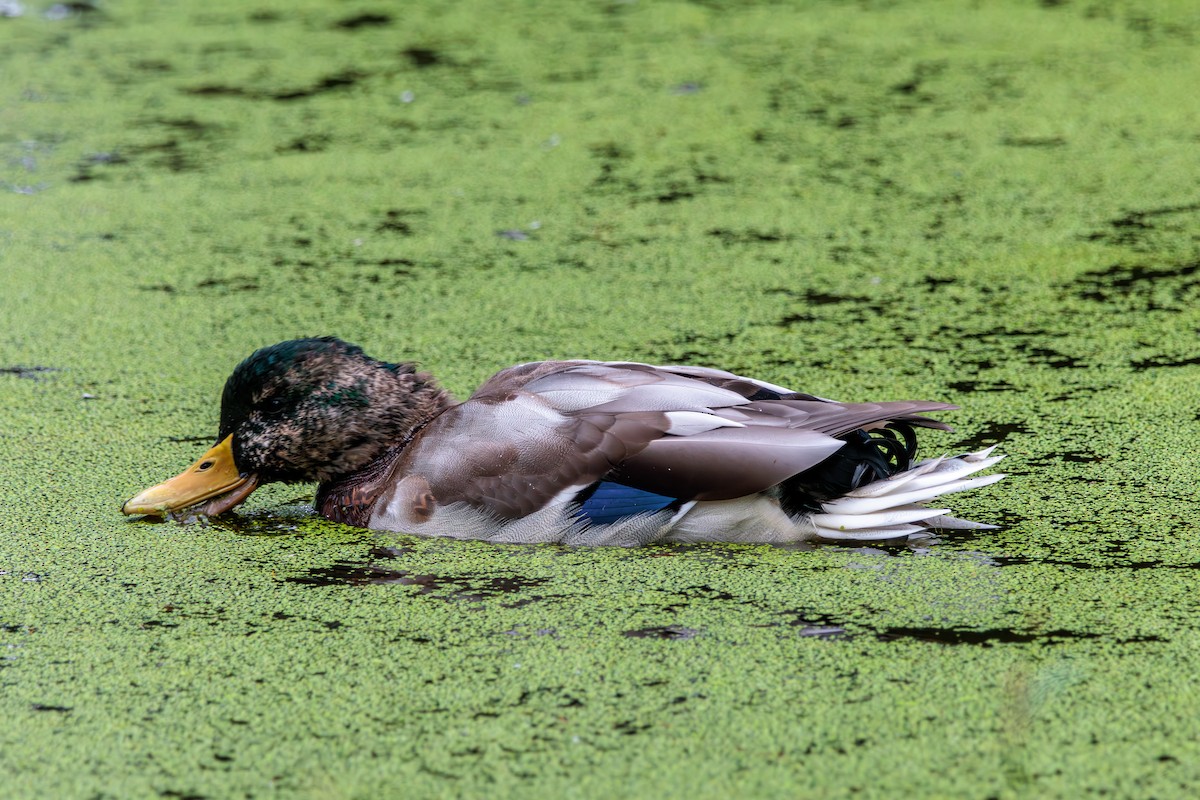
[123, 338, 1004, 545]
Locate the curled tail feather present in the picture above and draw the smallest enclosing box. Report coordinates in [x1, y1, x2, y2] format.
[808, 446, 1005, 542]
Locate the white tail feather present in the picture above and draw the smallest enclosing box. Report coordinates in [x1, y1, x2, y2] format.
[823, 471, 1005, 515]
[812, 447, 1004, 542]
[923, 514, 998, 530]
[963, 445, 999, 461]
[812, 505, 951, 531]
[889, 454, 1004, 491]
[813, 523, 925, 541]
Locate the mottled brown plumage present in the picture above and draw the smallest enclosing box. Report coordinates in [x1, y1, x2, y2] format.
[122, 338, 1005, 545]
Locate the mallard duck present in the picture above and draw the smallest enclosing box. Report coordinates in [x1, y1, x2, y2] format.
[122, 337, 1004, 545]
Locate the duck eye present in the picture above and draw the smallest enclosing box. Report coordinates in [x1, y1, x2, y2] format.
[261, 395, 288, 414]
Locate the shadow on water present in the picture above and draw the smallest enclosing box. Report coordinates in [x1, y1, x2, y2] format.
[779, 609, 849, 639]
[953, 421, 1032, 452]
[122, 505, 317, 536]
[767, 607, 1152, 647]
[0, 365, 60, 379]
[873, 626, 1165, 646]
[623, 625, 701, 640]
[287, 547, 553, 606]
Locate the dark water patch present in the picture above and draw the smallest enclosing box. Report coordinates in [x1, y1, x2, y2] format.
[934, 326, 1085, 370]
[273, 71, 366, 101]
[210, 515, 300, 536]
[589, 142, 628, 160]
[502, 626, 559, 639]
[679, 585, 736, 603]
[184, 72, 368, 102]
[132, 59, 173, 72]
[656, 188, 695, 203]
[954, 325, 1057, 341]
[149, 116, 221, 135]
[0, 365, 59, 379]
[31, 703, 73, 713]
[1130, 354, 1200, 370]
[875, 626, 1112, 646]
[553, 256, 590, 271]
[960, 358, 996, 371]
[795, 624, 846, 638]
[587, 141, 637, 192]
[994, 553, 1200, 571]
[129, 139, 196, 172]
[403, 47, 446, 68]
[614, 719, 652, 735]
[288, 561, 552, 605]
[376, 208, 424, 235]
[643, 330, 738, 366]
[650, 584, 739, 615]
[159, 791, 206, 800]
[890, 60, 943, 100]
[947, 379, 1017, 393]
[772, 289, 878, 328]
[496, 229, 529, 241]
[1084, 204, 1200, 247]
[1001, 135, 1067, 148]
[779, 312, 816, 326]
[277, 135, 330, 154]
[185, 85, 251, 98]
[137, 278, 259, 294]
[1025, 450, 1103, 466]
[1019, 346, 1086, 369]
[923, 276, 955, 291]
[196, 276, 259, 293]
[781, 610, 848, 639]
[140, 619, 178, 630]
[633, 162, 728, 205]
[708, 228, 793, 245]
[357, 256, 419, 277]
[1073, 262, 1200, 305]
[335, 13, 391, 30]
[1046, 383, 1111, 402]
[767, 287, 868, 305]
[954, 421, 1030, 451]
[69, 151, 128, 182]
[622, 625, 700, 640]
[367, 545, 412, 560]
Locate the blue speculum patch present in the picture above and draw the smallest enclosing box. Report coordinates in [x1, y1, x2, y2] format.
[574, 481, 682, 525]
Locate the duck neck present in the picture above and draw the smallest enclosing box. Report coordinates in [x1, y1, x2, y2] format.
[315, 366, 454, 527]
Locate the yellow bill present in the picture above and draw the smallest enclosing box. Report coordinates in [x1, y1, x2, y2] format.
[122, 435, 259, 517]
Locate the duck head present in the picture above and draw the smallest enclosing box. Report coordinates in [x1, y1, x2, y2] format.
[121, 337, 452, 518]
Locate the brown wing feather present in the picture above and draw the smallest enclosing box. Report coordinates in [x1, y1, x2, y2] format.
[610, 427, 846, 500]
[714, 399, 957, 434]
[384, 361, 958, 521]
[389, 401, 670, 519]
